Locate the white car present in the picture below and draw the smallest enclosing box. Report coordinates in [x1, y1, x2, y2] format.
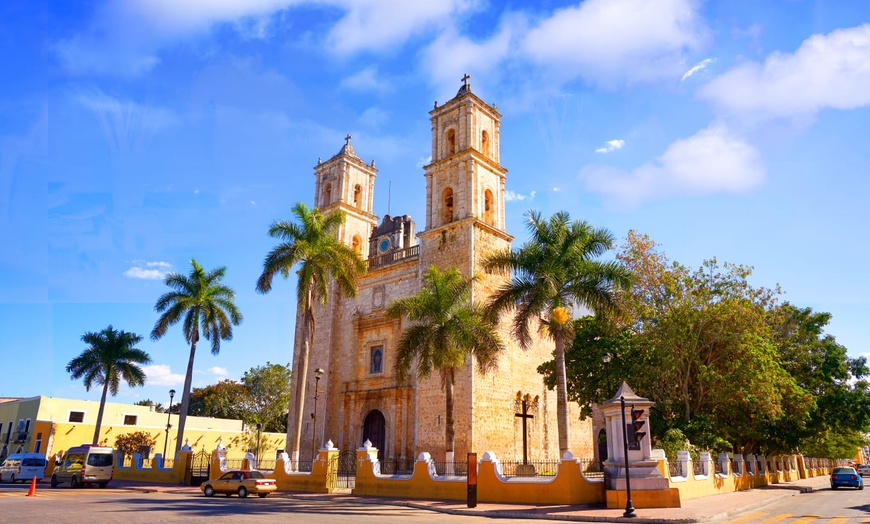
[857, 464, 870, 477]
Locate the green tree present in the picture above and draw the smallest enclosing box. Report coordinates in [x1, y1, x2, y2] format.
[484, 210, 631, 455]
[241, 362, 293, 433]
[115, 431, 157, 459]
[133, 399, 164, 412]
[256, 202, 366, 460]
[151, 259, 243, 455]
[387, 266, 504, 459]
[187, 379, 249, 420]
[66, 326, 152, 445]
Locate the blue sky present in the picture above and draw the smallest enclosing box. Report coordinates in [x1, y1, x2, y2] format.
[1, 0, 868, 405]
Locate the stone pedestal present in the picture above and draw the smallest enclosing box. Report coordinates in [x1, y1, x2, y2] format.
[604, 460, 669, 490]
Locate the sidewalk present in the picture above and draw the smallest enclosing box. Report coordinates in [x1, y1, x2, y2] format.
[112, 475, 833, 523]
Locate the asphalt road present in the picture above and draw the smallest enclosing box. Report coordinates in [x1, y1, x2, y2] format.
[730, 484, 870, 523]
[0, 483, 545, 524]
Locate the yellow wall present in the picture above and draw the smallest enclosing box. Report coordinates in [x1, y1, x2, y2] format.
[209, 450, 338, 493]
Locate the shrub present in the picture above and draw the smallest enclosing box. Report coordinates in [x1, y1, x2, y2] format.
[115, 431, 156, 459]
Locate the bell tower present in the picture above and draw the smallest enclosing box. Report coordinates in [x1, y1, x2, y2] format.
[314, 135, 379, 259]
[418, 75, 512, 280]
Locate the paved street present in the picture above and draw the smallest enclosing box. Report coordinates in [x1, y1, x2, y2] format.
[3, 475, 869, 523]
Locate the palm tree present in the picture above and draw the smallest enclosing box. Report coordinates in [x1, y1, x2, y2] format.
[256, 202, 366, 461]
[387, 266, 504, 462]
[483, 210, 632, 456]
[66, 326, 152, 445]
[151, 259, 242, 455]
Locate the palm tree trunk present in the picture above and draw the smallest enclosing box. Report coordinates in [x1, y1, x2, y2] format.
[175, 329, 198, 457]
[288, 287, 313, 464]
[445, 367, 455, 475]
[554, 334, 570, 457]
[93, 379, 110, 445]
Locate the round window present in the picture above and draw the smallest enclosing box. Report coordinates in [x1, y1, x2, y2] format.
[378, 237, 391, 254]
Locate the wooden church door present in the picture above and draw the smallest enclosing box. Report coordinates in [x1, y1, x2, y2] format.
[363, 410, 386, 461]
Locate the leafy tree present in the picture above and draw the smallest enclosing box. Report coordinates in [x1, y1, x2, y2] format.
[115, 431, 157, 459]
[484, 210, 631, 455]
[134, 399, 164, 412]
[151, 259, 243, 455]
[66, 326, 152, 445]
[387, 266, 504, 459]
[256, 202, 366, 460]
[241, 362, 292, 433]
[187, 379, 249, 421]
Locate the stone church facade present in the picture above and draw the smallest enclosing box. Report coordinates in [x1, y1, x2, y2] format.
[288, 80, 593, 464]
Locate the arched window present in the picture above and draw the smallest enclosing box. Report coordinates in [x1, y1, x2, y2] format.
[481, 130, 489, 156]
[351, 235, 362, 255]
[323, 183, 332, 207]
[442, 187, 454, 224]
[370, 346, 383, 374]
[446, 128, 456, 155]
[484, 189, 494, 226]
[353, 184, 362, 208]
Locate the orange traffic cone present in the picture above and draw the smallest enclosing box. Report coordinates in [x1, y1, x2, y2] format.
[26, 477, 37, 497]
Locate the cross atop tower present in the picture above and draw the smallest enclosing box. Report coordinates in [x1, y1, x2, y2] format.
[461, 73, 470, 88]
[345, 134, 352, 145]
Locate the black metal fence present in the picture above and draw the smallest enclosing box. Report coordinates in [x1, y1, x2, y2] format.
[578, 458, 603, 478]
[669, 461, 681, 477]
[380, 458, 415, 476]
[498, 460, 560, 478]
[432, 461, 468, 477]
[255, 460, 276, 472]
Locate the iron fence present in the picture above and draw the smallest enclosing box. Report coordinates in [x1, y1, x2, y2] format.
[162, 459, 174, 469]
[379, 458, 415, 476]
[668, 461, 681, 477]
[693, 461, 702, 476]
[224, 459, 244, 470]
[432, 461, 468, 477]
[578, 458, 603, 478]
[714, 460, 723, 475]
[255, 460, 276, 472]
[498, 460, 559, 478]
[122, 456, 134, 468]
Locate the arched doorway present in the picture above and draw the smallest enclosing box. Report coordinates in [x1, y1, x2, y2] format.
[363, 410, 386, 461]
[597, 428, 608, 469]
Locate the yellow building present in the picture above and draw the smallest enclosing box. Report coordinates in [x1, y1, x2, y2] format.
[0, 396, 285, 462]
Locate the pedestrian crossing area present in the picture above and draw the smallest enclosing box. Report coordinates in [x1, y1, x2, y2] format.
[726, 512, 868, 523]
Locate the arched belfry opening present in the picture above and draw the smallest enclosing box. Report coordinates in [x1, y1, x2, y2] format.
[442, 187, 454, 224]
[481, 129, 489, 156]
[323, 182, 332, 207]
[446, 128, 456, 155]
[484, 189, 494, 226]
[351, 235, 362, 255]
[353, 184, 362, 208]
[363, 410, 386, 461]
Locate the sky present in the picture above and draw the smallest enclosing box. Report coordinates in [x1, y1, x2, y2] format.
[1, 0, 868, 406]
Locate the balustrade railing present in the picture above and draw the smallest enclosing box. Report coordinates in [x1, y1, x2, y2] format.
[367, 245, 420, 270]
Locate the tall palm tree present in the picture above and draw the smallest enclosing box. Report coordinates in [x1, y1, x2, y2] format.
[483, 210, 632, 456]
[256, 202, 366, 461]
[387, 266, 504, 462]
[66, 326, 152, 445]
[151, 259, 242, 455]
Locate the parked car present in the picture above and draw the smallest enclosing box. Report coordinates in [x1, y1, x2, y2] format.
[0, 453, 47, 483]
[831, 466, 863, 490]
[51, 445, 114, 488]
[200, 470, 277, 498]
[857, 464, 870, 477]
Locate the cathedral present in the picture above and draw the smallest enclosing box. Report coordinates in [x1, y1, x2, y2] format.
[287, 78, 593, 465]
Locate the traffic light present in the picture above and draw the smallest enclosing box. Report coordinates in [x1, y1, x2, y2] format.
[631, 405, 646, 445]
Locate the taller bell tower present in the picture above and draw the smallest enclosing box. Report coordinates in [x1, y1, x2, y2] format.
[418, 76, 512, 282]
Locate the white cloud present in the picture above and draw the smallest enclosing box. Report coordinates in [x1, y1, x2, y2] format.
[581, 124, 764, 207]
[699, 24, 870, 120]
[143, 364, 185, 386]
[505, 190, 536, 202]
[595, 139, 625, 153]
[520, 0, 708, 86]
[207, 366, 230, 376]
[340, 67, 387, 92]
[681, 57, 714, 81]
[124, 260, 172, 280]
[76, 89, 177, 151]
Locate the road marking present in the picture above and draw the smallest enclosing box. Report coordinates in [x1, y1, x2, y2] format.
[788, 517, 821, 524]
[825, 518, 850, 523]
[755, 515, 794, 523]
[727, 512, 769, 523]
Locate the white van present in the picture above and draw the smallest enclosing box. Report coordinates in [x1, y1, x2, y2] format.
[51, 445, 114, 488]
[0, 453, 47, 483]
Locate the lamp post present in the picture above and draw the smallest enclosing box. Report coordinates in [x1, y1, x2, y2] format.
[601, 352, 612, 397]
[255, 423, 262, 469]
[162, 389, 176, 460]
[310, 368, 325, 462]
[620, 395, 636, 518]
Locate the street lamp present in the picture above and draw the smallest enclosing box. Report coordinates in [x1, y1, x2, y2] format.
[162, 389, 176, 460]
[601, 352, 612, 397]
[255, 423, 262, 469]
[310, 368, 325, 462]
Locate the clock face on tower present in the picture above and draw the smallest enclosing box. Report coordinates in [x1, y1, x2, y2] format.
[377, 237, 392, 254]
